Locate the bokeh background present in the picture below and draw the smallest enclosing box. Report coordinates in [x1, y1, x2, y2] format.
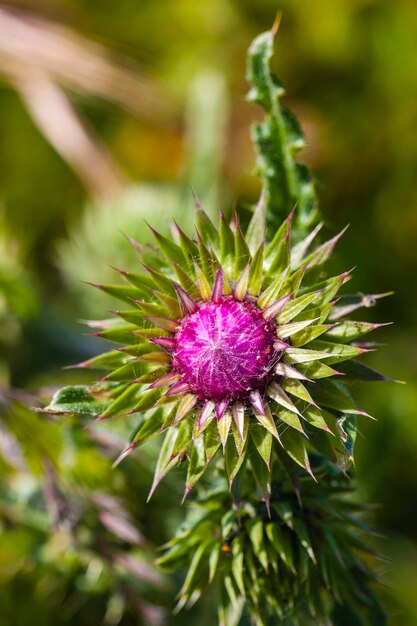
[0, 1, 416, 624]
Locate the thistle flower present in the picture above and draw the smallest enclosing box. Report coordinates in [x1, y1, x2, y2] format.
[43, 193, 390, 498]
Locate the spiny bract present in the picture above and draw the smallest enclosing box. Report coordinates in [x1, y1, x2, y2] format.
[158, 457, 386, 626]
[44, 194, 390, 499]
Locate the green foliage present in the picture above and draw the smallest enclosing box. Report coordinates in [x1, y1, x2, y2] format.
[247, 23, 318, 236]
[0, 393, 168, 626]
[1, 6, 408, 624]
[159, 457, 386, 626]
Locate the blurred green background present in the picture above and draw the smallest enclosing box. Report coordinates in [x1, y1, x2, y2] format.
[0, 0, 416, 624]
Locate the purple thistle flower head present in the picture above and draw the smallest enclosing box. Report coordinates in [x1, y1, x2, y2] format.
[56, 196, 387, 495]
[172, 297, 278, 403]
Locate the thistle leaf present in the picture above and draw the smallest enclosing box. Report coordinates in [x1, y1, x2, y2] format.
[247, 28, 317, 232]
[40, 384, 111, 418]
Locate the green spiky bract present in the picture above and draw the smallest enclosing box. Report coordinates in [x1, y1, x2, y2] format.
[158, 457, 386, 626]
[43, 203, 386, 498]
[41, 23, 392, 626]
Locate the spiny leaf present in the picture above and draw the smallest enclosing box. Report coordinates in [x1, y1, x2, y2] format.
[247, 28, 317, 232]
[264, 228, 290, 282]
[104, 361, 150, 383]
[143, 265, 177, 297]
[41, 384, 111, 418]
[274, 405, 305, 434]
[94, 326, 139, 345]
[71, 350, 127, 371]
[196, 230, 220, 279]
[171, 262, 200, 299]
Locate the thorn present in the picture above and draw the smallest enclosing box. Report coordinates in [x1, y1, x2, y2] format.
[144, 220, 159, 238]
[191, 188, 202, 211]
[182, 485, 192, 504]
[173, 283, 198, 314]
[112, 443, 135, 467]
[108, 265, 126, 277]
[121, 232, 141, 251]
[62, 361, 87, 370]
[342, 268, 355, 282]
[271, 10, 283, 36]
[265, 495, 271, 519]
